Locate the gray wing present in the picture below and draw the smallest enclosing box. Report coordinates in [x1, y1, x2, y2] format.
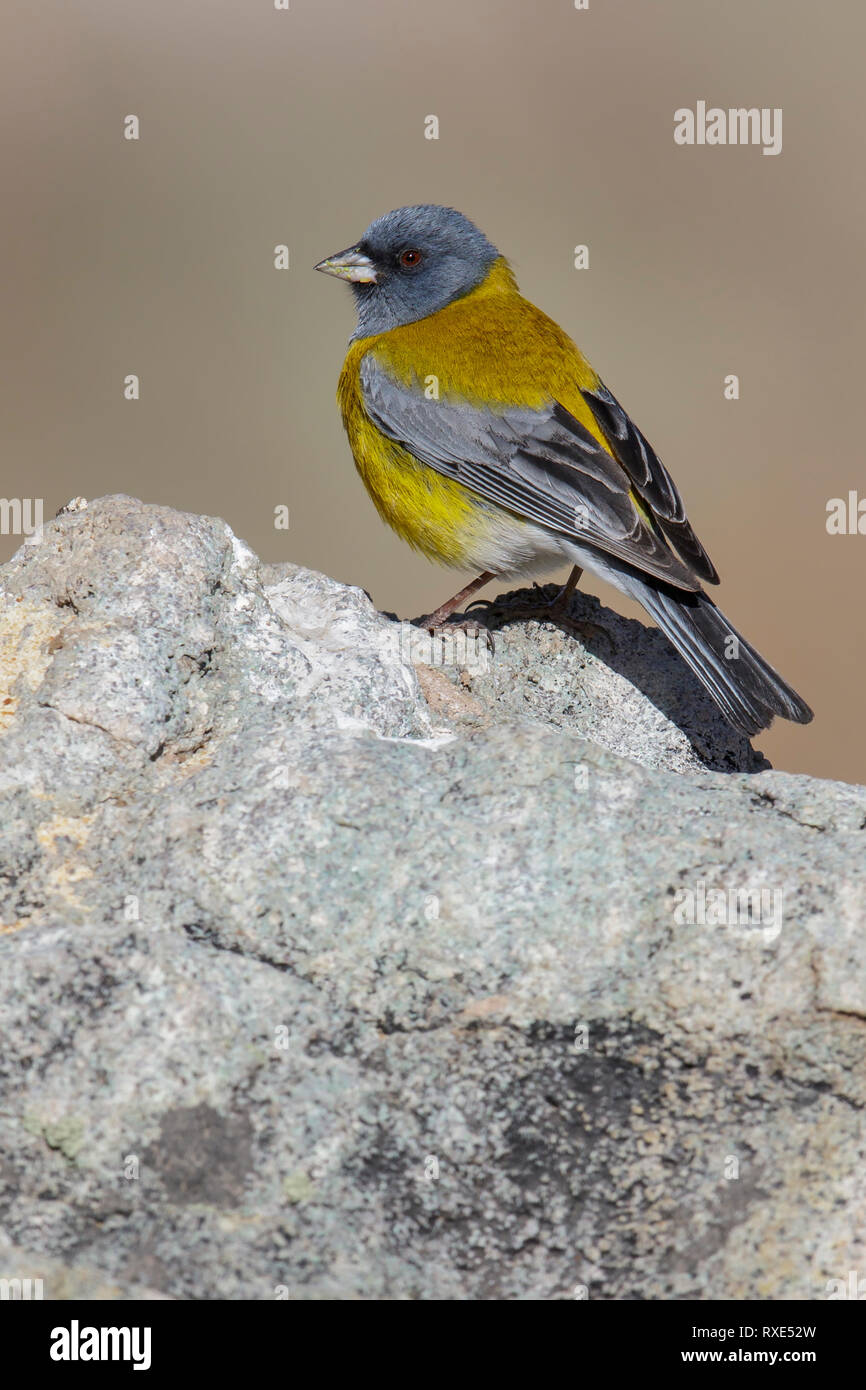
[581, 381, 719, 584]
[360, 356, 703, 591]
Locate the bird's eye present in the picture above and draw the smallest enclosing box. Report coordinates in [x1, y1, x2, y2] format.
[399, 247, 423, 268]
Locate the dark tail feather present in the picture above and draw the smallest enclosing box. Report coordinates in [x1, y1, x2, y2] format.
[626, 579, 813, 737]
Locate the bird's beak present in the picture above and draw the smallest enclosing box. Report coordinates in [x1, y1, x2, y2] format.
[314, 246, 378, 284]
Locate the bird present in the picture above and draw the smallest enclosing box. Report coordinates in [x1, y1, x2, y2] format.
[315, 204, 812, 738]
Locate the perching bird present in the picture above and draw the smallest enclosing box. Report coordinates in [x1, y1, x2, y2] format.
[315, 204, 812, 737]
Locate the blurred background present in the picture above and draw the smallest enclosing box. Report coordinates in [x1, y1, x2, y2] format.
[2, 0, 863, 781]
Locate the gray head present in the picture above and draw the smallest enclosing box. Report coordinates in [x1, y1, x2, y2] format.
[315, 205, 500, 338]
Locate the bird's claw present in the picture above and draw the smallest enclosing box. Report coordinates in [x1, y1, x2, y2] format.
[466, 592, 614, 653]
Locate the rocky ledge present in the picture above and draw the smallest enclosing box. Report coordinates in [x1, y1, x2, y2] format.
[0, 495, 863, 1300]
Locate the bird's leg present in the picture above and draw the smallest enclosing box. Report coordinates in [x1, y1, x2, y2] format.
[548, 565, 611, 645]
[413, 571, 496, 635]
[550, 565, 583, 618]
[467, 564, 614, 651]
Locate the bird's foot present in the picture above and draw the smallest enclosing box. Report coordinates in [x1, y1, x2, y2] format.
[466, 584, 614, 653]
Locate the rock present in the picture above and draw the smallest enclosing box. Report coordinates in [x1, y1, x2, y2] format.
[0, 494, 863, 1301]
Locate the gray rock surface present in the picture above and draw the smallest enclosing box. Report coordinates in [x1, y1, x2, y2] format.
[0, 494, 863, 1301]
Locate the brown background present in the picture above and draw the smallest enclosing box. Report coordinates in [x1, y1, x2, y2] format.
[3, 0, 863, 781]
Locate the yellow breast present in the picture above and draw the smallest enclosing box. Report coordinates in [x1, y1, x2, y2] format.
[338, 343, 495, 567]
[336, 257, 608, 567]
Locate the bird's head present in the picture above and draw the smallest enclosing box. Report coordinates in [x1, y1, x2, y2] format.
[315, 204, 500, 338]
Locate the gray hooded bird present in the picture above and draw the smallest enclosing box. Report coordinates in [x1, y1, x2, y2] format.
[316, 204, 813, 737]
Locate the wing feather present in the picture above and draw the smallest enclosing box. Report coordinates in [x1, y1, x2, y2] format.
[581, 381, 719, 584]
[360, 357, 702, 591]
